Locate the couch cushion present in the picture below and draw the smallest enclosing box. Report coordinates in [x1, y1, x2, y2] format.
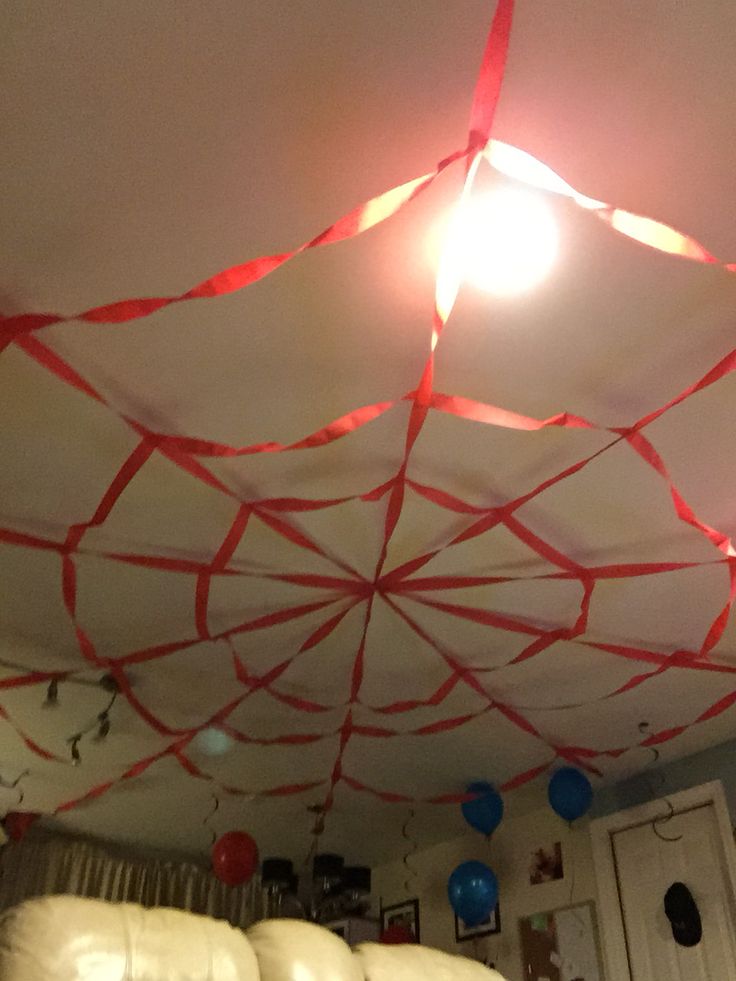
[354, 942, 505, 981]
[247, 918, 364, 981]
[0, 895, 260, 980]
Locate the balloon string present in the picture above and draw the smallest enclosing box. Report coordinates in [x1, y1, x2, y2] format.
[639, 721, 660, 765]
[488, 943, 501, 972]
[304, 828, 320, 868]
[0, 770, 29, 810]
[204, 793, 220, 846]
[0, 769, 29, 793]
[304, 805, 325, 868]
[567, 837, 576, 904]
[0, 771, 29, 881]
[652, 798, 683, 843]
[634, 722, 681, 841]
[402, 807, 418, 894]
[639, 720, 665, 789]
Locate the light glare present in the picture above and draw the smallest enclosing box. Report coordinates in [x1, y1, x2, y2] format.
[442, 186, 559, 297]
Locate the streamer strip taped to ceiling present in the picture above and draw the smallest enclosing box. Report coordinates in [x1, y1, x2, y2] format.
[1, 0, 735, 820]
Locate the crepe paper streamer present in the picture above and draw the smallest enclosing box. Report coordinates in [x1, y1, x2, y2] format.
[5, 372, 736, 800]
[307, 0, 519, 827]
[483, 139, 735, 271]
[9, 304, 736, 501]
[484, 141, 606, 210]
[3, 0, 736, 824]
[82, 633, 723, 757]
[0, 703, 64, 764]
[49, 662, 736, 815]
[0, 146, 470, 346]
[600, 209, 716, 263]
[435, 152, 485, 328]
[2, 142, 733, 357]
[3, 13, 731, 348]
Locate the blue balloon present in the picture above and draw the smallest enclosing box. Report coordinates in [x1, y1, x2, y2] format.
[447, 860, 498, 927]
[548, 767, 593, 822]
[461, 782, 504, 836]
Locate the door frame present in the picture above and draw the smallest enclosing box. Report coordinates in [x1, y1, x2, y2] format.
[590, 780, 736, 980]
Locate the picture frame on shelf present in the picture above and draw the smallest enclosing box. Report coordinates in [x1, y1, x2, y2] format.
[455, 903, 501, 942]
[380, 898, 420, 943]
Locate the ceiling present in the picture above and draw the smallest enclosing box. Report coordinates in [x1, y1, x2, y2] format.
[1, 0, 735, 869]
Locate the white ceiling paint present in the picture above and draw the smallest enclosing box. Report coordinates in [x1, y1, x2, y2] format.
[0, 0, 735, 866]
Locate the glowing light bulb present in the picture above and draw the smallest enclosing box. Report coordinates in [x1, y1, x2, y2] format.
[441, 186, 559, 297]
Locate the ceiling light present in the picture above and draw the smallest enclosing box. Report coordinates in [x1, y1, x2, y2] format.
[441, 186, 559, 297]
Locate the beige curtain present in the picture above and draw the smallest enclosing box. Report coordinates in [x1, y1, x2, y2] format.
[0, 830, 257, 928]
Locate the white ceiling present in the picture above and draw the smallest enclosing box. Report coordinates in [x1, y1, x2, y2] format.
[1, 0, 735, 868]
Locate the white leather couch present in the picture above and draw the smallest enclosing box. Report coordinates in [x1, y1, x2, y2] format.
[0, 895, 505, 980]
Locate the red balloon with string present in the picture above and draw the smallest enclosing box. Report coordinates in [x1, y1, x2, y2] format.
[380, 924, 417, 944]
[3, 811, 40, 842]
[212, 831, 259, 886]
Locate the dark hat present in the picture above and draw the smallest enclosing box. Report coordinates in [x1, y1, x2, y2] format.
[664, 882, 702, 947]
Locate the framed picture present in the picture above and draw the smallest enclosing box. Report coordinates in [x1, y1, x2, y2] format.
[381, 898, 420, 943]
[519, 900, 603, 981]
[455, 903, 501, 942]
[328, 919, 347, 939]
[529, 841, 564, 885]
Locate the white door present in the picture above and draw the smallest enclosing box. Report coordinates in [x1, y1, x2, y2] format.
[612, 803, 736, 980]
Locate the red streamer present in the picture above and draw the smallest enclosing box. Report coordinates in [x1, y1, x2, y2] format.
[0, 147, 470, 344]
[1, 0, 735, 824]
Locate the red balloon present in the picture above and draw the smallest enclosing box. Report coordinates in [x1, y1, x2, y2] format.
[212, 831, 259, 886]
[380, 924, 416, 945]
[4, 811, 40, 842]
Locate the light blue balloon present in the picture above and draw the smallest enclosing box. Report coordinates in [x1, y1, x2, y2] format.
[447, 860, 498, 927]
[192, 727, 232, 757]
[461, 782, 504, 836]
[548, 767, 593, 822]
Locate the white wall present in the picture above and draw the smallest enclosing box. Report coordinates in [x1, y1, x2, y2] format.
[372, 804, 598, 981]
[592, 737, 736, 821]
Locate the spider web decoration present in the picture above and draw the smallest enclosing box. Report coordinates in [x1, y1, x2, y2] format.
[1, 0, 736, 848]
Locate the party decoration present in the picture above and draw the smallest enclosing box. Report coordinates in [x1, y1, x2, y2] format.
[0, 0, 732, 850]
[548, 768, 593, 822]
[61, 676, 119, 766]
[43, 679, 59, 708]
[402, 808, 419, 892]
[0, 768, 30, 796]
[212, 831, 259, 886]
[461, 782, 504, 837]
[380, 924, 417, 945]
[203, 794, 221, 846]
[448, 861, 499, 927]
[193, 728, 233, 757]
[3, 811, 41, 842]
